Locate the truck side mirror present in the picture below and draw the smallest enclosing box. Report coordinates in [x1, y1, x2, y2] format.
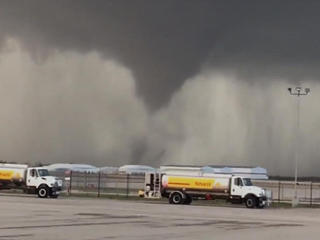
[29, 169, 38, 178]
[239, 180, 243, 187]
[234, 178, 243, 187]
[234, 178, 239, 186]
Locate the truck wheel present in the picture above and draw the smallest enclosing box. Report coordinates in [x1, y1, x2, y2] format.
[38, 186, 49, 198]
[169, 192, 184, 204]
[256, 201, 265, 209]
[183, 195, 192, 205]
[245, 196, 257, 208]
[49, 192, 59, 198]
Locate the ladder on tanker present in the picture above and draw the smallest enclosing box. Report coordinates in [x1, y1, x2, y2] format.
[144, 172, 162, 198]
[153, 172, 161, 198]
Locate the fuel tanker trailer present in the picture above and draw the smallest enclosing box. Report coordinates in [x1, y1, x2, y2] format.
[144, 173, 269, 208]
[0, 163, 62, 198]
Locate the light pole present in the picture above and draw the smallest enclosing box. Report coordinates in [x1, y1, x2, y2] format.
[288, 87, 310, 207]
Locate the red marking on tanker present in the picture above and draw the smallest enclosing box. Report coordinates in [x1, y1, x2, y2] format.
[0, 172, 11, 177]
[168, 182, 190, 186]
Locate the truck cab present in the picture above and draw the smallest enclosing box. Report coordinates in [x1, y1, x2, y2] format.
[230, 176, 267, 208]
[26, 167, 63, 198]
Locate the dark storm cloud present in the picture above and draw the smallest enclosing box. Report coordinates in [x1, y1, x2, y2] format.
[1, 1, 320, 108]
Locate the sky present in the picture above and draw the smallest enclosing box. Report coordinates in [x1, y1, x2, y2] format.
[0, 1, 320, 176]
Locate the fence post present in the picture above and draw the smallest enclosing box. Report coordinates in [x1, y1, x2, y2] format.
[69, 170, 73, 195]
[278, 181, 281, 203]
[126, 174, 129, 198]
[310, 182, 313, 207]
[84, 172, 87, 192]
[97, 170, 101, 198]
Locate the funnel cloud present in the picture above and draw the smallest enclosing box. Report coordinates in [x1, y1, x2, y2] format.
[0, 1, 320, 176]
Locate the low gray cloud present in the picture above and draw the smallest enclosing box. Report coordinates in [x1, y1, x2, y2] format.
[144, 71, 320, 176]
[0, 39, 148, 166]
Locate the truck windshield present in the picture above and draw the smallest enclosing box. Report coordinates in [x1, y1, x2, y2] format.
[242, 178, 253, 186]
[38, 169, 49, 177]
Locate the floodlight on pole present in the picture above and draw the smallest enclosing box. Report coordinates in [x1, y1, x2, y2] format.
[288, 87, 310, 207]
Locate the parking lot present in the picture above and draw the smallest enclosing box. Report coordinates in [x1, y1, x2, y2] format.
[0, 194, 320, 240]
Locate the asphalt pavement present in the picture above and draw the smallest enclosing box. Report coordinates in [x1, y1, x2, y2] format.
[0, 194, 319, 240]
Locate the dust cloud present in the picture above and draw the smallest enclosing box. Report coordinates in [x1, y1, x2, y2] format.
[0, 39, 319, 176]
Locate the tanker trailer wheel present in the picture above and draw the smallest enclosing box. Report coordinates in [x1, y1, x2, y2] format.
[169, 192, 184, 204]
[38, 186, 49, 198]
[245, 195, 257, 208]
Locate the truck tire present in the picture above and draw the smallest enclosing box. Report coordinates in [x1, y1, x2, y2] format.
[50, 194, 58, 199]
[256, 200, 265, 209]
[245, 196, 257, 208]
[169, 192, 184, 204]
[183, 195, 192, 205]
[37, 186, 49, 198]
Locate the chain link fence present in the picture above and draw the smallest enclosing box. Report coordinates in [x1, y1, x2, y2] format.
[52, 171, 145, 197]
[52, 171, 320, 205]
[253, 180, 320, 205]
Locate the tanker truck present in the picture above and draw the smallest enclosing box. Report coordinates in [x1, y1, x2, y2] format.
[144, 173, 269, 208]
[0, 163, 62, 198]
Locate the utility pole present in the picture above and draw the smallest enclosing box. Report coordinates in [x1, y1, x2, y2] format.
[288, 87, 310, 207]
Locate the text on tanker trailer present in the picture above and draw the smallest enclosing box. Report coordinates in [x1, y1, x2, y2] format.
[0, 163, 62, 198]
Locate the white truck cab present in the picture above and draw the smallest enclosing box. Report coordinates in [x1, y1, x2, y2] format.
[26, 167, 63, 198]
[230, 176, 267, 208]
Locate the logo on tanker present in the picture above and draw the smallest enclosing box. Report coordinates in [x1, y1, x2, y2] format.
[193, 179, 215, 188]
[162, 176, 168, 187]
[195, 181, 212, 188]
